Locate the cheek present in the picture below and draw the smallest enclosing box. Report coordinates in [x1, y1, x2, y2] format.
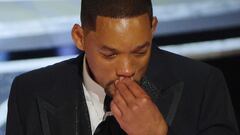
[86, 53, 116, 85]
[134, 54, 151, 77]
[135, 50, 151, 67]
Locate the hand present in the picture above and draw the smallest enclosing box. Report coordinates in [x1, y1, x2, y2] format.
[110, 78, 168, 135]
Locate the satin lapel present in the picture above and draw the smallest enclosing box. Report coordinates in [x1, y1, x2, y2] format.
[37, 97, 78, 135]
[37, 54, 92, 135]
[141, 77, 184, 126]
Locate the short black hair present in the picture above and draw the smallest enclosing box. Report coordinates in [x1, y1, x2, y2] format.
[81, 0, 153, 31]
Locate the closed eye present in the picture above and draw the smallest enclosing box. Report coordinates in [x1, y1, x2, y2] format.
[99, 45, 119, 59]
[101, 52, 117, 59]
[132, 42, 150, 55]
[134, 50, 147, 56]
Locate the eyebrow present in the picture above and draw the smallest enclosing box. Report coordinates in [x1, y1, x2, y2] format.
[131, 42, 150, 52]
[100, 46, 118, 53]
[99, 41, 150, 53]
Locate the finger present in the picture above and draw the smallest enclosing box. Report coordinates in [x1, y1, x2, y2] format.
[112, 90, 129, 114]
[122, 78, 147, 97]
[116, 81, 136, 104]
[110, 101, 122, 117]
[111, 101, 126, 129]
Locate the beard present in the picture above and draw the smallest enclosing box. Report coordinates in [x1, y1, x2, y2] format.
[104, 80, 116, 97]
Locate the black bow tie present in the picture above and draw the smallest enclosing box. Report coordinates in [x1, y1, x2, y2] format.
[94, 95, 127, 135]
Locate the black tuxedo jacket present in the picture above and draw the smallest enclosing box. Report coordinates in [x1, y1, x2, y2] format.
[6, 46, 239, 135]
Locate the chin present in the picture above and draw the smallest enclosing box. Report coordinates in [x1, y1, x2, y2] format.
[105, 89, 115, 97]
[104, 84, 116, 97]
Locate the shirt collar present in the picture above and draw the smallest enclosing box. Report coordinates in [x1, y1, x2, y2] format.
[83, 55, 106, 103]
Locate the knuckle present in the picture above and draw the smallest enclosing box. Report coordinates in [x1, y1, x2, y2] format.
[139, 96, 150, 104]
[130, 104, 139, 111]
[120, 87, 127, 93]
[127, 82, 135, 88]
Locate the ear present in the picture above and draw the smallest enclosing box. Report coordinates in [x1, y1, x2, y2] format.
[151, 16, 158, 33]
[71, 24, 85, 51]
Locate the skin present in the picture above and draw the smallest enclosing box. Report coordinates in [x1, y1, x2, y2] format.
[72, 13, 168, 135]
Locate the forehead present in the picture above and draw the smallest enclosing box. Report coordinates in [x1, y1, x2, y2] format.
[96, 14, 151, 31]
[94, 14, 152, 48]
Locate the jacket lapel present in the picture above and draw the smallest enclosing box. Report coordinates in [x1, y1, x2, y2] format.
[37, 97, 79, 135]
[37, 54, 92, 135]
[141, 78, 184, 126]
[142, 45, 185, 126]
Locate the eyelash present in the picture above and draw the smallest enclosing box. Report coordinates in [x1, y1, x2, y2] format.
[102, 53, 117, 59]
[138, 51, 146, 54]
[135, 51, 147, 56]
[101, 51, 147, 59]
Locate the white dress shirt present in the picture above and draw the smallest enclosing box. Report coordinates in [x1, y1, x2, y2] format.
[82, 56, 106, 134]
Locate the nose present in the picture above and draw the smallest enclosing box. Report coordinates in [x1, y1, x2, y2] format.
[116, 59, 135, 78]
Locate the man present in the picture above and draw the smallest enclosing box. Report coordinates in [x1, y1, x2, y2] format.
[6, 0, 239, 135]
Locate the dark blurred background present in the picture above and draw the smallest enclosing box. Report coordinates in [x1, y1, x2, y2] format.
[0, 0, 240, 135]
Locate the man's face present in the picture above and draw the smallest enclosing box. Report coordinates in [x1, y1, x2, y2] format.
[73, 14, 157, 96]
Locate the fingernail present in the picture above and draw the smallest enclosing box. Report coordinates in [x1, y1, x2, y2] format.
[120, 77, 124, 81]
[115, 80, 119, 85]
